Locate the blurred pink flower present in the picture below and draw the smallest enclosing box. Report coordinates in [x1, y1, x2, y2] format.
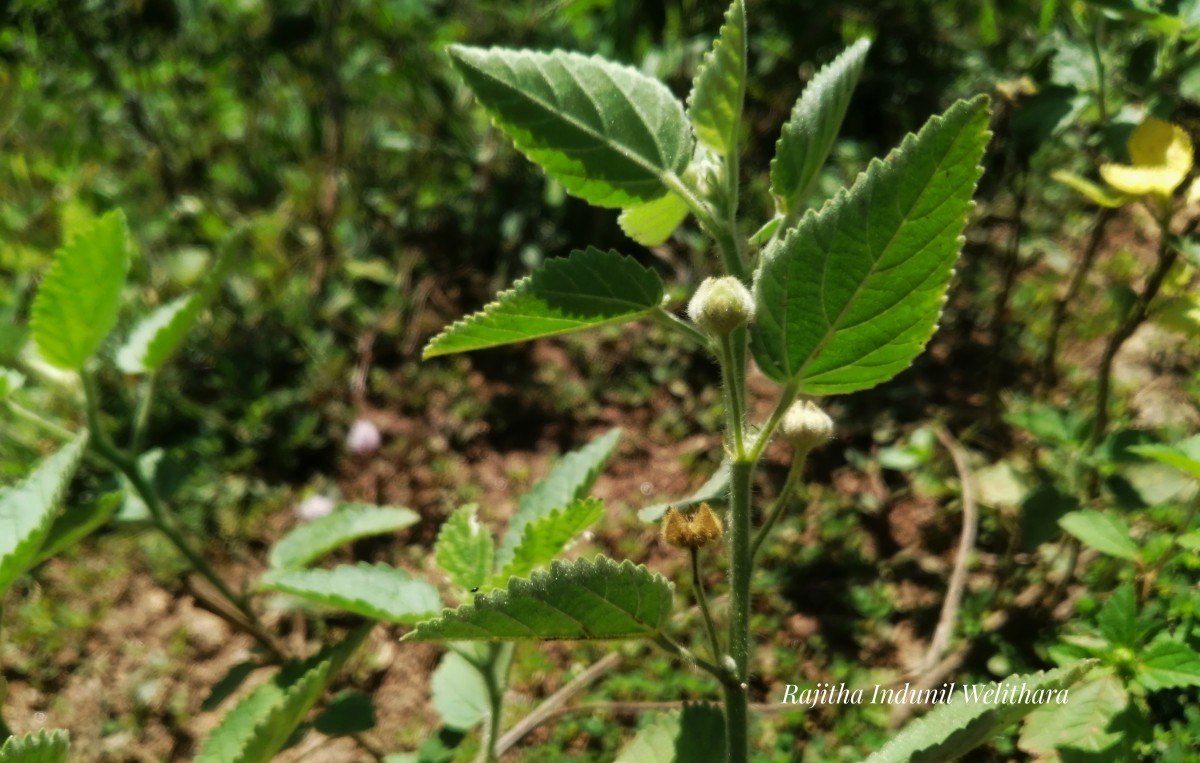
[295, 494, 335, 521]
[345, 418, 382, 455]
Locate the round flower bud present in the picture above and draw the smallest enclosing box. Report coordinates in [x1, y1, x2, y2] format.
[661, 503, 724, 549]
[345, 418, 382, 455]
[779, 400, 834, 452]
[687, 276, 755, 336]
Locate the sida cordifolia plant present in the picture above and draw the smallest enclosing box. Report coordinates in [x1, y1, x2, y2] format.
[402, 2, 1094, 761]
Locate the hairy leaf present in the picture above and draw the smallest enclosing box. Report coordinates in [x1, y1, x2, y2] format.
[0, 435, 88, 595]
[1129, 437, 1200, 481]
[1058, 510, 1139, 560]
[196, 626, 368, 763]
[260, 563, 441, 624]
[865, 661, 1095, 763]
[423, 249, 663, 359]
[770, 39, 871, 218]
[615, 713, 679, 763]
[448, 46, 693, 207]
[0, 730, 70, 763]
[1097, 584, 1138, 648]
[435, 504, 494, 592]
[686, 0, 746, 155]
[30, 210, 131, 370]
[404, 556, 673, 641]
[430, 651, 489, 730]
[494, 498, 604, 584]
[675, 703, 726, 763]
[497, 428, 620, 568]
[269, 504, 419, 570]
[618, 193, 689, 246]
[752, 96, 990, 394]
[1019, 671, 1126, 756]
[1138, 637, 1200, 690]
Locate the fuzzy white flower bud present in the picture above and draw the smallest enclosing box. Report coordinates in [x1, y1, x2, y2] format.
[295, 494, 335, 522]
[687, 276, 755, 336]
[779, 400, 834, 452]
[345, 418, 382, 455]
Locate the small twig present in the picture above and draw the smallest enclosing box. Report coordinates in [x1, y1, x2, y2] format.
[691, 548, 723, 662]
[495, 652, 622, 755]
[919, 427, 979, 675]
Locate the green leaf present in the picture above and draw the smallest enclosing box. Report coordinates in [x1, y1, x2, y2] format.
[0, 368, 24, 399]
[493, 497, 604, 584]
[196, 626, 368, 763]
[447, 45, 693, 207]
[422, 249, 663, 359]
[864, 661, 1095, 763]
[1137, 637, 1200, 690]
[615, 713, 679, 763]
[268, 504, 419, 570]
[259, 563, 441, 625]
[435, 504, 495, 592]
[30, 209, 131, 371]
[34, 491, 122, 565]
[1058, 510, 1139, 560]
[674, 703, 726, 763]
[686, 0, 746, 155]
[770, 39, 871, 218]
[1097, 584, 1138, 648]
[404, 556, 673, 641]
[496, 428, 621, 569]
[312, 691, 376, 736]
[638, 460, 730, 522]
[0, 435, 88, 595]
[1129, 437, 1200, 481]
[0, 730, 70, 763]
[430, 651, 489, 730]
[1019, 671, 1127, 755]
[618, 193, 690, 246]
[752, 96, 991, 394]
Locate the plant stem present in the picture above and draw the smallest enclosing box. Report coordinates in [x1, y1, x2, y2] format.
[1088, 212, 1179, 449]
[718, 332, 748, 459]
[130, 373, 158, 454]
[748, 380, 800, 464]
[3, 400, 76, 441]
[654, 307, 712, 349]
[724, 458, 754, 763]
[652, 634, 729, 681]
[663, 173, 747, 281]
[690, 547, 723, 662]
[750, 450, 807, 561]
[476, 642, 511, 763]
[80, 371, 285, 660]
[1089, 16, 1108, 124]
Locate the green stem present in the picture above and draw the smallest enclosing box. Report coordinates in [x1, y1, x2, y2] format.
[750, 450, 808, 561]
[690, 547, 723, 662]
[476, 642, 511, 763]
[725, 459, 754, 763]
[718, 333, 748, 459]
[130, 373, 157, 454]
[748, 380, 801, 464]
[80, 371, 284, 660]
[652, 634, 730, 682]
[1088, 15, 1108, 124]
[663, 173, 747, 281]
[654, 307, 713, 349]
[4, 400, 76, 441]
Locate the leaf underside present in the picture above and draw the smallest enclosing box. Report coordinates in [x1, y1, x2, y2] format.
[752, 96, 991, 395]
[430, 651, 490, 730]
[269, 504, 420, 570]
[448, 45, 693, 208]
[259, 563, 442, 625]
[403, 556, 673, 642]
[423, 248, 663, 358]
[686, 0, 746, 155]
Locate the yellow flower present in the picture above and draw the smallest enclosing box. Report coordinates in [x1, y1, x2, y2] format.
[1099, 117, 1194, 198]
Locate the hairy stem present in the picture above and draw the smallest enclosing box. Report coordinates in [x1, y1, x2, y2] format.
[724, 459, 754, 763]
[475, 642, 511, 763]
[663, 173, 747, 281]
[750, 450, 807, 561]
[654, 307, 712, 349]
[718, 332, 748, 459]
[691, 547, 723, 662]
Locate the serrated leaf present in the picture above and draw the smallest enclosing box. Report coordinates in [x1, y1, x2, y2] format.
[34, 491, 122, 565]
[493, 498, 604, 584]
[404, 556, 673, 641]
[196, 626, 368, 763]
[752, 96, 991, 394]
[1058, 510, 1139, 560]
[0, 434, 88, 595]
[435, 504, 494, 592]
[30, 209, 131, 371]
[639, 460, 730, 522]
[430, 651, 489, 730]
[448, 45, 693, 207]
[1096, 584, 1137, 648]
[1019, 671, 1127, 756]
[615, 713, 679, 763]
[686, 0, 746, 155]
[864, 661, 1095, 763]
[0, 729, 70, 763]
[259, 563, 441, 625]
[268, 504, 419, 570]
[618, 193, 689, 246]
[1138, 637, 1200, 690]
[422, 249, 663, 359]
[770, 39, 871, 218]
[674, 703, 726, 763]
[496, 428, 620, 568]
[1129, 437, 1200, 481]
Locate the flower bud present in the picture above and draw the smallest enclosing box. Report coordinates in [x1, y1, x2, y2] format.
[345, 418, 382, 455]
[295, 494, 335, 522]
[779, 400, 834, 452]
[661, 503, 724, 549]
[687, 276, 755, 336]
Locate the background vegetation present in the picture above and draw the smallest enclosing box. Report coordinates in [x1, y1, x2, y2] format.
[1, 0, 1197, 760]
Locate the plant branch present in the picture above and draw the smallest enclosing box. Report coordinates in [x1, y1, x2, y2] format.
[652, 634, 730, 684]
[750, 450, 807, 561]
[690, 547, 723, 662]
[654, 307, 713, 349]
[3, 400, 76, 441]
[718, 333, 747, 459]
[919, 427, 979, 674]
[495, 651, 622, 755]
[748, 380, 801, 464]
[663, 173, 746, 281]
